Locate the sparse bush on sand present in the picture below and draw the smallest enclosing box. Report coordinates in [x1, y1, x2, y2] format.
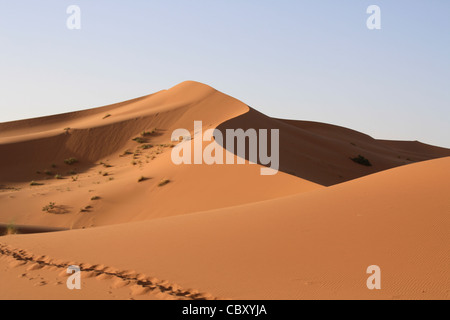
[351, 155, 372, 167]
[158, 179, 170, 187]
[42, 202, 56, 213]
[100, 161, 112, 168]
[5, 222, 17, 235]
[121, 150, 133, 157]
[141, 128, 157, 137]
[64, 157, 79, 165]
[30, 181, 43, 186]
[91, 196, 101, 201]
[80, 205, 92, 213]
[160, 143, 175, 148]
[132, 137, 146, 144]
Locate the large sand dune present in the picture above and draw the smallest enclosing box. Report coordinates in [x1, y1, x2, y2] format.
[0, 81, 449, 300]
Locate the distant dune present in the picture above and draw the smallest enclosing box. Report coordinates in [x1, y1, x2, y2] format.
[0, 81, 448, 300]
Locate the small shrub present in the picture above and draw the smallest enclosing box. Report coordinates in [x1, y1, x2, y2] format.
[80, 205, 92, 213]
[141, 128, 157, 137]
[158, 179, 170, 187]
[140, 144, 153, 150]
[132, 137, 146, 144]
[100, 162, 113, 168]
[91, 196, 101, 201]
[30, 181, 43, 186]
[44, 170, 53, 176]
[103, 114, 111, 119]
[71, 176, 78, 182]
[158, 144, 172, 148]
[351, 155, 372, 167]
[5, 222, 17, 235]
[138, 176, 148, 183]
[64, 157, 79, 165]
[121, 150, 133, 157]
[55, 174, 63, 179]
[42, 202, 56, 213]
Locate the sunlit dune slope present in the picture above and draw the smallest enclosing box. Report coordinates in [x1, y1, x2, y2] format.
[2, 157, 448, 300]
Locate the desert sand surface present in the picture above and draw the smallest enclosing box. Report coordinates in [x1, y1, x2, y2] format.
[0, 81, 449, 300]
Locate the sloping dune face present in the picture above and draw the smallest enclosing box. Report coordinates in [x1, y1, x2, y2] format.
[0, 81, 322, 229]
[216, 112, 450, 186]
[0, 81, 247, 181]
[1, 157, 449, 300]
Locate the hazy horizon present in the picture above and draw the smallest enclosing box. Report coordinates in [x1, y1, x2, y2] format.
[1, 0, 449, 148]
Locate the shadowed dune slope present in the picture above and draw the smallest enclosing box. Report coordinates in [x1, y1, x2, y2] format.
[216, 112, 450, 186]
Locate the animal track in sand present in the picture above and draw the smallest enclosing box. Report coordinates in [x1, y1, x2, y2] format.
[0, 243, 218, 300]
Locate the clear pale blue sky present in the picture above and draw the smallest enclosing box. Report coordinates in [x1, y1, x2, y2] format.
[0, 0, 449, 147]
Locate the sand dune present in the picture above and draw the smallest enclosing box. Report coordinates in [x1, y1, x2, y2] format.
[217, 112, 450, 186]
[0, 81, 449, 300]
[0, 82, 323, 229]
[1, 157, 449, 299]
